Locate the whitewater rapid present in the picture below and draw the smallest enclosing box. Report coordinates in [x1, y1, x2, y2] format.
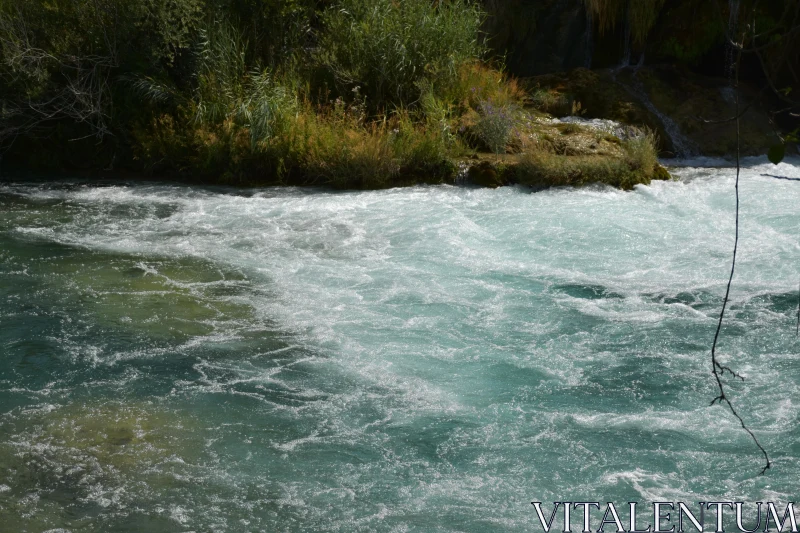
[0, 158, 798, 532]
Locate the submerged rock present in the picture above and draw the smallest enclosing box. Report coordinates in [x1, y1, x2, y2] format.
[0, 401, 205, 531]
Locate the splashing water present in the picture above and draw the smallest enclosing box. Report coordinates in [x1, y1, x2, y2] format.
[611, 68, 699, 159]
[0, 159, 799, 531]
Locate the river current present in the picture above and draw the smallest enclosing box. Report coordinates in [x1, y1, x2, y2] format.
[1, 158, 798, 532]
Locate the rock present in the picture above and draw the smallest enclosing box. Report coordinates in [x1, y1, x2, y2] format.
[526, 66, 781, 158]
[630, 66, 780, 157]
[467, 161, 505, 188]
[526, 68, 670, 148]
[653, 164, 672, 181]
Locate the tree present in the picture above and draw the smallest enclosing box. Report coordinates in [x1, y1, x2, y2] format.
[0, 0, 203, 148]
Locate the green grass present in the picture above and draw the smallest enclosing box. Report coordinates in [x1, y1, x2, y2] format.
[317, 0, 486, 112]
[516, 130, 663, 189]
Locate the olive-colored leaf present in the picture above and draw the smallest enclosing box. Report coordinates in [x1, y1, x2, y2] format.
[768, 144, 785, 165]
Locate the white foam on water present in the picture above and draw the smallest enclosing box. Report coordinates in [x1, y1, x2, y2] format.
[1, 159, 799, 530]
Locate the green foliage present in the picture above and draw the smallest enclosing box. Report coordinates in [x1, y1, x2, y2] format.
[257, 106, 456, 188]
[0, 0, 205, 149]
[472, 101, 516, 154]
[132, 20, 297, 150]
[623, 130, 660, 174]
[4, 0, 787, 188]
[317, 0, 486, 111]
[0, 0, 204, 73]
[768, 144, 785, 165]
[530, 89, 570, 115]
[133, 0, 205, 64]
[214, 0, 315, 67]
[766, 128, 799, 166]
[191, 20, 298, 141]
[654, 2, 724, 65]
[430, 61, 525, 111]
[132, 98, 457, 189]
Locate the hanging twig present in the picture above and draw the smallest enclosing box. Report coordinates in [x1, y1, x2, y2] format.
[710, 27, 770, 476]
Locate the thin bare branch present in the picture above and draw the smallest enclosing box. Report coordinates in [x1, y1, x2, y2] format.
[709, 34, 771, 476]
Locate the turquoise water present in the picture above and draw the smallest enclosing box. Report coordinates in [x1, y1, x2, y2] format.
[1, 159, 799, 532]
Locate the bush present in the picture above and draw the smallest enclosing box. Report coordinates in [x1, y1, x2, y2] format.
[472, 101, 516, 154]
[431, 61, 525, 112]
[132, 20, 298, 148]
[622, 130, 659, 173]
[266, 106, 456, 189]
[317, 0, 486, 112]
[220, 0, 316, 67]
[192, 22, 297, 147]
[0, 0, 203, 147]
[529, 89, 570, 115]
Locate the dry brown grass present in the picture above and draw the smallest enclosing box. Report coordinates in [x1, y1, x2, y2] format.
[515, 128, 663, 189]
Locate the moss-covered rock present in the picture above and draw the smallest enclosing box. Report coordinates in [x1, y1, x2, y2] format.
[515, 153, 653, 189]
[631, 66, 780, 157]
[526, 66, 781, 158]
[653, 163, 672, 181]
[526, 68, 671, 150]
[467, 160, 506, 188]
[463, 118, 662, 190]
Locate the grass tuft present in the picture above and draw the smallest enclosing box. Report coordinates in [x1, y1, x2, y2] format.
[516, 129, 662, 189]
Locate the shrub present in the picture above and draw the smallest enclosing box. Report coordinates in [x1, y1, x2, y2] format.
[132, 20, 298, 150]
[190, 22, 297, 146]
[317, 0, 486, 112]
[221, 0, 316, 67]
[0, 0, 205, 141]
[472, 101, 516, 154]
[530, 89, 570, 115]
[269, 107, 455, 189]
[622, 129, 659, 173]
[430, 61, 525, 112]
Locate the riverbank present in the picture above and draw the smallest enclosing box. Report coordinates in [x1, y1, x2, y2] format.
[4, 65, 672, 192]
[3, 0, 794, 191]
[133, 91, 672, 191]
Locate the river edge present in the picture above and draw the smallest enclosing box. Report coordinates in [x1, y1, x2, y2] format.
[4, 62, 791, 192]
[1, 116, 672, 192]
[7, 154, 799, 193]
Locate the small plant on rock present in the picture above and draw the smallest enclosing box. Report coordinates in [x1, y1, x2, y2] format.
[473, 101, 516, 154]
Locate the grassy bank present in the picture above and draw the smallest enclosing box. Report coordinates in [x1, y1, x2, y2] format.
[0, 0, 666, 190]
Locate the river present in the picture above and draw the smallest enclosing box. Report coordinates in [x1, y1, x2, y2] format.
[1, 158, 798, 532]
